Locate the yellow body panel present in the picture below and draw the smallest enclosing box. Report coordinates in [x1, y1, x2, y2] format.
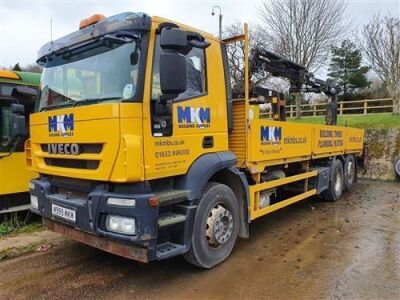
[229, 100, 247, 167]
[345, 127, 365, 152]
[248, 117, 313, 165]
[110, 103, 144, 182]
[142, 19, 228, 180]
[312, 125, 346, 155]
[228, 101, 364, 174]
[0, 152, 36, 195]
[30, 103, 122, 181]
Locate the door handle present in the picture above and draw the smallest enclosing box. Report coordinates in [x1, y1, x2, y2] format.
[202, 136, 214, 149]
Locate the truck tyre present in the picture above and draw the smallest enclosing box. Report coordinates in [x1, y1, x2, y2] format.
[395, 159, 400, 179]
[344, 155, 356, 190]
[183, 182, 239, 268]
[321, 159, 344, 202]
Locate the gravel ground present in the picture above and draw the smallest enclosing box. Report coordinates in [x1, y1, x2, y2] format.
[0, 179, 398, 300]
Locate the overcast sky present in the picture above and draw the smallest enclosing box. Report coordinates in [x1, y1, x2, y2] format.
[0, 0, 399, 68]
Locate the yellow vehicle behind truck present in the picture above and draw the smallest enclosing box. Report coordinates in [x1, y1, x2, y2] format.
[25, 12, 363, 268]
[0, 70, 39, 213]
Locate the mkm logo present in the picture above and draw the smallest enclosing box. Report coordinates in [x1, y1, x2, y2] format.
[177, 106, 210, 128]
[48, 113, 74, 137]
[261, 126, 282, 145]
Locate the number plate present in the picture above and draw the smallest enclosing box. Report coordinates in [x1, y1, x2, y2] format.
[52, 204, 76, 223]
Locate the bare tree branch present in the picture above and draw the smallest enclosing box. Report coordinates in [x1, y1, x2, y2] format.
[223, 22, 271, 98]
[257, 0, 348, 118]
[258, 0, 348, 72]
[362, 15, 400, 114]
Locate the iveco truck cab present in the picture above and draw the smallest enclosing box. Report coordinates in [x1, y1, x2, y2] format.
[28, 12, 363, 268]
[0, 70, 40, 213]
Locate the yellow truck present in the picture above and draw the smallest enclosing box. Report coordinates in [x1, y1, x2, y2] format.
[0, 70, 39, 213]
[25, 13, 363, 268]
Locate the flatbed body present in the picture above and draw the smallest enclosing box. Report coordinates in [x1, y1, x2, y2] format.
[230, 101, 363, 171]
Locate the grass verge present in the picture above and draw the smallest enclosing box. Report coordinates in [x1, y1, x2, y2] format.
[288, 113, 400, 129]
[0, 242, 41, 260]
[0, 212, 44, 239]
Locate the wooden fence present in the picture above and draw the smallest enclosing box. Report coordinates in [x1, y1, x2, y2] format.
[261, 98, 394, 118]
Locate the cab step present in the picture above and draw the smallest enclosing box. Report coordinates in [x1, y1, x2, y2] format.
[158, 213, 186, 227]
[155, 190, 188, 206]
[156, 242, 185, 260]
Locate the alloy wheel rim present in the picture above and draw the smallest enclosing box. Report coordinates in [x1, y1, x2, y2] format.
[205, 204, 234, 247]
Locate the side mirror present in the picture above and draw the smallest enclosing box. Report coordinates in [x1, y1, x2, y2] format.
[10, 103, 25, 114]
[9, 104, 27, 139]
[160, 28, 187, 51]
[10, 115, 27, 138]
[160, 52, 187, 97]
[159, 27, 188, 99]
[11, 86, 38, 98]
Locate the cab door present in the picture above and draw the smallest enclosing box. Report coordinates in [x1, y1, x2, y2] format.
[143, 25, 228, 180]
[0, 99, 36, 196]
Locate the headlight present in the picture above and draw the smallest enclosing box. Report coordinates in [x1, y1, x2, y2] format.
[106, 215, 136, 235]
[107, 197, 136, 207]
[30, 195, 39, 210]
[29, 182, 35, 190]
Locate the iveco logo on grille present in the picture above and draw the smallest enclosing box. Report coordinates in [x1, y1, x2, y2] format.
[48, 144, 80, 155]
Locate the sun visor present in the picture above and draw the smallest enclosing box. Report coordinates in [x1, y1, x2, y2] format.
[37, 12, 151, 64]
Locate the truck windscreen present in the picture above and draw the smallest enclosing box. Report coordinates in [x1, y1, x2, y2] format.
[38, 40, 141, 111]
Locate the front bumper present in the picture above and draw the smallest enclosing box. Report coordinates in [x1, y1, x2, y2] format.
[30, 177, 159, 261]
[43, 218, 149, 262]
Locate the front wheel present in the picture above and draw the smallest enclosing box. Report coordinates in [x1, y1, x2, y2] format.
[183, 182, 239, 268]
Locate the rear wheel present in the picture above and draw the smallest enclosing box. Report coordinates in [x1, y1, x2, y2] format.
[321, 159, 344, 202]
[344, 155, 356, 190]
[183, 182, 239, 268]
[395, 159, 400, 179]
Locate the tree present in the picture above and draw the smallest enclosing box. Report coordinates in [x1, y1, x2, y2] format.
[6, 63, 42, 73]
[12, 63, 22, 71]
[21, 63, 43, 73]
[223, 22, 271, 98]
[327, 40, 370, 100]
[258, 0, 348, 117]
[362, 15, 400, 115]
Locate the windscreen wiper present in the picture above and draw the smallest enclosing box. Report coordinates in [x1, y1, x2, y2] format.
[61, 32, 139, 60]
[103, 32, 139, 45]
[40, 100, 76, 112]
[73, 97, 121, 107]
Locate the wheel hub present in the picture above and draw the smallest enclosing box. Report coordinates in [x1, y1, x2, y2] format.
[206, 204, 233, 246]
[347, 161, 354, 178]
[334, 170, 342, 193]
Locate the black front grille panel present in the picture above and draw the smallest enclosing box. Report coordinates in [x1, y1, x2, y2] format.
[48, 176, 96, 193]
[41, 143, 103, 154]
[44, 158, 100, 170]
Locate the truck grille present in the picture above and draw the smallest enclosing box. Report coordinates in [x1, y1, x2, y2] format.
[44, 158, 100, 170]
[41, 143, 103, 154]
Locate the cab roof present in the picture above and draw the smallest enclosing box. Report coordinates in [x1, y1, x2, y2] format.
[0, 70, 41, 86]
